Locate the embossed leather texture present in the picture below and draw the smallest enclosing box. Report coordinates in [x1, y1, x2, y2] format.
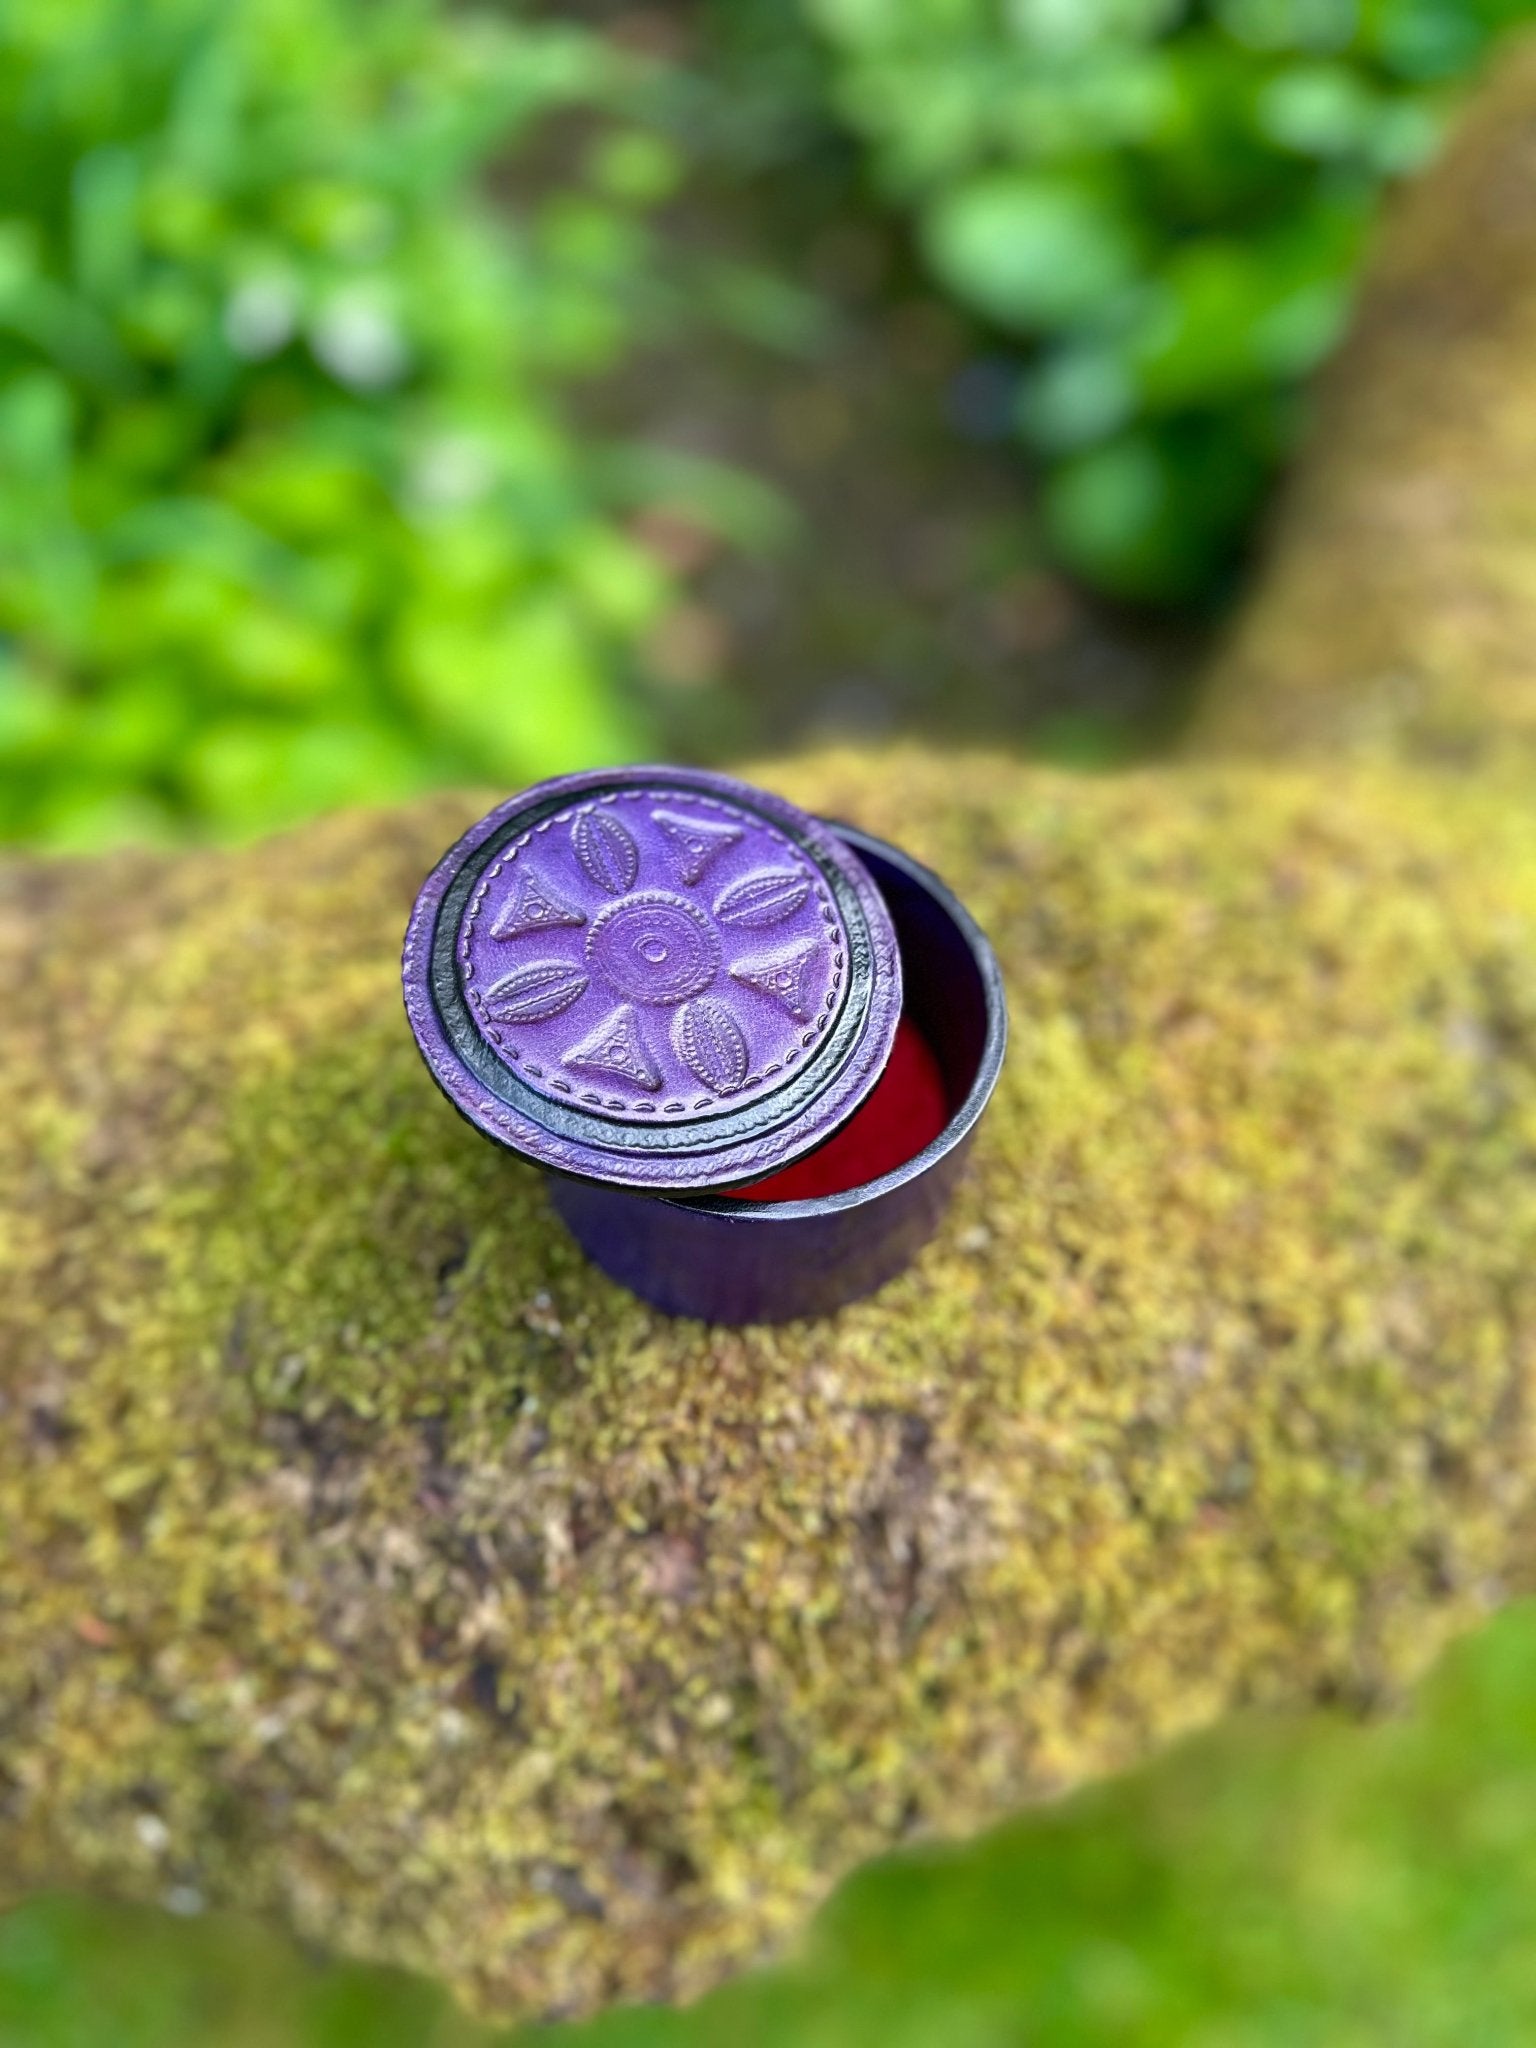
[403, 767, 904, 1191]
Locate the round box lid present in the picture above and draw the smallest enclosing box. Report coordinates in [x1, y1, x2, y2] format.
[402, 766, 903, 1191]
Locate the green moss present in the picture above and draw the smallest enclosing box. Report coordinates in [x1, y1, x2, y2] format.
[5, 750, 1536, 2019]
[13, 1598, 1536, 2044]
[571, 1598, 1536, 2047]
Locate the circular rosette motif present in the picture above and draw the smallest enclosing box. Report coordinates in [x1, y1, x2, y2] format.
[585, 891, 721, 1007]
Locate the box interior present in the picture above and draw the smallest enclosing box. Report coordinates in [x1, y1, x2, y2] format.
[721, 838, 990, 1202]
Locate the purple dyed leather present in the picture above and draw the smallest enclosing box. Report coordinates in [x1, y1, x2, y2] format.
[457, 784, 850, 1121]
[402, 767, 903, 1191]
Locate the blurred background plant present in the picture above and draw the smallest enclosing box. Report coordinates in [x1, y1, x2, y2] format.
[0, 0, 1529, 847]
[802, 0, 1533, 599]
[0, 0, 737, 847]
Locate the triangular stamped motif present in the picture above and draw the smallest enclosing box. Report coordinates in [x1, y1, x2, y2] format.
[730, 938, 821, 1023]
[489, 865, 585, 941]
[562, 1003, 663, 1091]
[651, 808, 743, 887]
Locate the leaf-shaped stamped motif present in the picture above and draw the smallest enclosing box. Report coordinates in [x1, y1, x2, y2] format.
[714, 866, 811, 929]
[572, 808, 639, 895]
[674, 996, 749, 1094]
[483, 959, 589, 1025]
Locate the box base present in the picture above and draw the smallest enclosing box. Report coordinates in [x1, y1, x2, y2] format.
[544, 824, 1007, 1324]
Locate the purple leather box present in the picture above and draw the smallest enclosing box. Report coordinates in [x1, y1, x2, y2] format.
[402, 766, 1006, 1323]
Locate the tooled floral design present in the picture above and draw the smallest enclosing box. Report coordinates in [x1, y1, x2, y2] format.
[458, 791, 848, 1119]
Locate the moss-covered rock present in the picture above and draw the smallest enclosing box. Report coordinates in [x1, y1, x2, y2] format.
[5, 752, 1536, 2019]
[11, 39, 1536, 2029]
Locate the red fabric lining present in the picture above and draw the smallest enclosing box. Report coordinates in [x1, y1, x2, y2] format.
[721, 1016, 950, 1203]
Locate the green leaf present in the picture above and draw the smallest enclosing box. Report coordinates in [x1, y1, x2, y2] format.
[71, 144, 141, 305]
[1017, 344, 1137, 451]
[922, 172, 1143, 333]
[1126, 226, 1359, 407]
[1042, 420, 1267, 601]
[395, 592, 641, 780]
[1256, 62, 1381, 157]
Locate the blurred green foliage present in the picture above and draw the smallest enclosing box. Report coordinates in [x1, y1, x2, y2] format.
[0, 0, 694, 846]
[805, 0, 1534, 598]
[7, 1601, 1536, 2045]
[0, 0, 1531, 840]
